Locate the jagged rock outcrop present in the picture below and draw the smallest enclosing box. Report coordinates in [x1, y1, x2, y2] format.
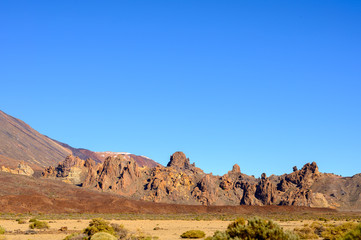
[144, 166, 194, 203]
[192, 175, 218, 205]
[240, 182, 258, 205]
[42, 155, 95, 185]
[255, 173, 276, 205]
[41, 152, 361, 209]
[1, 162, 34, 176]
[231, 164, 241, 174]
[285, 162, 320, 188]
[167, 151, 193, 170]
[95, 156, 141, 196]
[220, 175, 233, 191]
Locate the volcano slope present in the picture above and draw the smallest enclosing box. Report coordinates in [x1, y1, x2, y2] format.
[0, 110, 158, 170]
[42, 152, 361, 210]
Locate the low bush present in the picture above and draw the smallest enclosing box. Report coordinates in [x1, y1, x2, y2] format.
[16, 219, 27, 224]
[0, 226, 5, 234]
[294, 225, 319, 239]
[294, 221, 359, 240]
[341, 224, 361, 240]
[321, 222, 358, 240]
[63, 233, 87, 240]
[209, 217, 299, 240]
[181, 230, 206, 238]
[29, 220, 49, 229]
[90, 232, 117, 240]
[227, 217, 246, 230]
[110, 223, 128, 238]
[64, 218, 158, 240]
[83, 218, 115, 237]
[310, 221, 325, 236]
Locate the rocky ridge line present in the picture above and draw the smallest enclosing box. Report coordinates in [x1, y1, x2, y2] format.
[42, 151, 361, 209]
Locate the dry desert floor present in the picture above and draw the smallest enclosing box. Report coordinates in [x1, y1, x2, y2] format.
[0, 219, 348, 240]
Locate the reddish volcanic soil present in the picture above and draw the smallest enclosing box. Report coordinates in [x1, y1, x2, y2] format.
[0, 172, 336, 215]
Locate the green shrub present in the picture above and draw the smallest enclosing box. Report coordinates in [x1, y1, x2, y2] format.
[227, 218, 246, 230]
[340, 224, 361, 240]
[209, 217, 299, 240]
[0, 226, 5, 234]
[90, 232, 117, 240]
[29, 218, 37, 222]
[16, 219, 27, 224]
[110, 223, 128, 238]
[322, 222, 358, 240]
[63, 233, 87, 240]
[83, 218, 115, 237]
[181, 230, 206, 238]
[294, 225, 319, 239]
[29, 220, 49, 229]
[309, 221, 326, 236]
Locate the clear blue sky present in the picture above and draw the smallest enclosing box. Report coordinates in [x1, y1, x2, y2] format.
[1, 1, 360, 177]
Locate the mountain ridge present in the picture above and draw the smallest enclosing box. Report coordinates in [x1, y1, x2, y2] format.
[42, 152, 361, 210]
[1, 110, 361, 210]
[0, 110, 158, 169]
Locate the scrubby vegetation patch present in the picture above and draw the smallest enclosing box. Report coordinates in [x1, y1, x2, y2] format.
[209, 217, 299, 240]
[181, 230, 206, 238]
[29, 220, 49, 229]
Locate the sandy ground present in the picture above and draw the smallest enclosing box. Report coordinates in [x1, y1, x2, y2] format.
[0, 219, 350, 240]
[0, 219, 231, 240]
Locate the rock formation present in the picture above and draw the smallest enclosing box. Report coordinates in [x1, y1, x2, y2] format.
[41, 152, 361, 209]
[42, 155, 97, 185]
[167, 151, 193, 169]
[1, 162, 34, 176]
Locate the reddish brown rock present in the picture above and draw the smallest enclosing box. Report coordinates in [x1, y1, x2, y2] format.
[277, 179, 290, 192]
[232, 164, 241, 173]
[240, 182, 258, 205]
[220, 175, 233, 191]
[192, 175, 218, 205]
[167, 152, 193, 170]
[96, 156, 141, 196]
[285, 162, 320, 187]
[255, 173, 276, 205]
[42, 153, 350, 208]
[145, 166, 194, 203]
[1, 162, 34, 176]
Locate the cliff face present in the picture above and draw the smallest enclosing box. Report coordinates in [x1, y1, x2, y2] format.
[42, 152, 361, 209]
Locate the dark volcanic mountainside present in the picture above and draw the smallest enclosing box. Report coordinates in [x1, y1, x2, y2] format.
[0, 110, 71, 169]
[51, 139, 103, 163]
[43, 152, 361, 210]
[0, 110, 158, 169]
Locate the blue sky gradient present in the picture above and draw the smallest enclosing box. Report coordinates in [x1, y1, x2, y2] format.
[1, 0, 360, 177]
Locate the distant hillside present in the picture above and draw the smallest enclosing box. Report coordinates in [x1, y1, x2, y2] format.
[0, 110, 71, 169]
[95, 151, 161, 168]
[0, 110, 158, 169]
[51, 139, 103, 163]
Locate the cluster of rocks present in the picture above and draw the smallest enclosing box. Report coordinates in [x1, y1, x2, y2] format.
[42, 152, 347, 208]
[1, 162, 34, 176]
